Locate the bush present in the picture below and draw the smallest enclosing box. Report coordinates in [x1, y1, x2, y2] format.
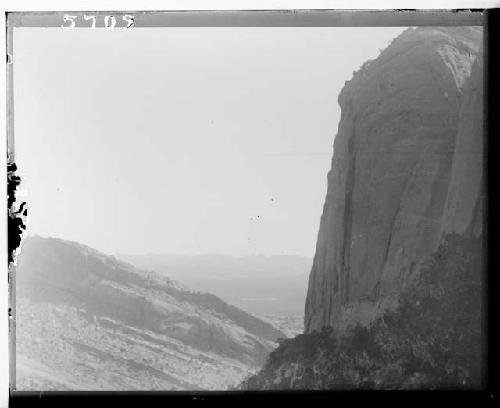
[241, 233, 484, 390]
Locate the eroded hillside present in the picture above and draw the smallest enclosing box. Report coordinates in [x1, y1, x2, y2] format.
[15, 235, 285, 390]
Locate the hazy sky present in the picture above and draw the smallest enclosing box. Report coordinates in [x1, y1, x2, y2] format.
[14, 26, 405, 257]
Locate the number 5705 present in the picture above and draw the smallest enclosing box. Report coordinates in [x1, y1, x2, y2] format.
[61, 14, 135, 29]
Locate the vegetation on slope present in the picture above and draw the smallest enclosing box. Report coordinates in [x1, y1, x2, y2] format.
[241, 233, 485, 390]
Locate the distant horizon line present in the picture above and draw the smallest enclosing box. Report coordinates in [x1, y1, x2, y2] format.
[22, 233, 314, 260]
[116, 252, 313, 259]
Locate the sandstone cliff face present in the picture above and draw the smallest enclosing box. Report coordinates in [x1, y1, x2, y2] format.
[442, 52, 484, 237]
[305, 27, 484, 334]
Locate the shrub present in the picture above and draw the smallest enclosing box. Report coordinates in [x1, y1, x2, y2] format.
[241, 233, 484, 390]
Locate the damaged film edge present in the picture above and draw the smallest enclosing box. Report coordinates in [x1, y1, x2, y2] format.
[7, 159, 26, 266]
[6, 13, 26, 267]
[6, 13, 21, 392]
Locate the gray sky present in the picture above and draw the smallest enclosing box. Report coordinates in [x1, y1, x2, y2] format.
[14, 26, 405, 257]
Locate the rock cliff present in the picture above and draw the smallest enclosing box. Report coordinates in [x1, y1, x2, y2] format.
[305, 27, 484, 334]
[441, 50, 484, 237]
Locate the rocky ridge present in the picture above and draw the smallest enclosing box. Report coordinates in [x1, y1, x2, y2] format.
[15, 235, 285, 390]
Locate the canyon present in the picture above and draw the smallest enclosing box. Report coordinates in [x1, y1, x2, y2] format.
[13, 25, 486, 392]
[119, 253, 310, 337]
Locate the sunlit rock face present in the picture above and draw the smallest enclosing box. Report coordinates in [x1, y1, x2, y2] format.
[441, 51, 484, 238]
[15, 236, 285, 390]
[305, 27, 483, 334]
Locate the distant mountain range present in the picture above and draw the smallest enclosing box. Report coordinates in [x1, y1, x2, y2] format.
[117, 254, 311, 322]
[15, 235, 287, 391]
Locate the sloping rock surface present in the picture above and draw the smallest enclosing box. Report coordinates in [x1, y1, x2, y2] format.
[15, 235, 285, 390]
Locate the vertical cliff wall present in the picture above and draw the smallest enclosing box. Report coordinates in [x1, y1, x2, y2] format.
[305, 27, 484, 334]
[441, 52, 484, 238]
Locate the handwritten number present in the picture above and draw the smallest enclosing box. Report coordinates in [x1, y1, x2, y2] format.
[83, 15, 97, 29]
[123, 15, 135, 29]
[104, 15, 117, 29]
[61, 15, 77, 29]
[63, 14, 133, 29]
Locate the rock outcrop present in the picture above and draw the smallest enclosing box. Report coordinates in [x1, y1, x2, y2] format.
[15, 235, 285, 390]
[305, 27, 484, 334]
